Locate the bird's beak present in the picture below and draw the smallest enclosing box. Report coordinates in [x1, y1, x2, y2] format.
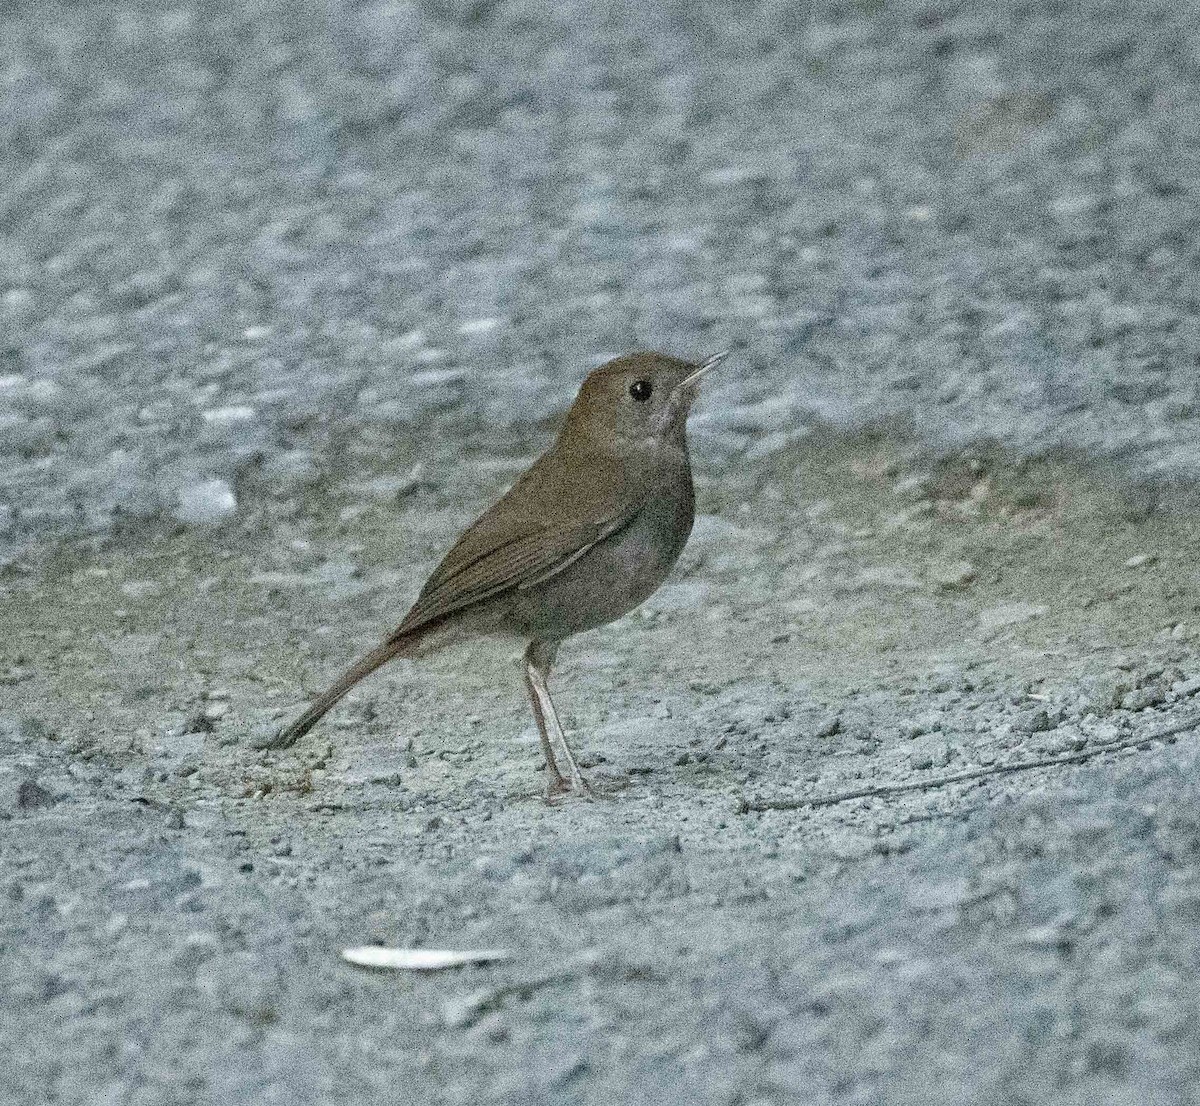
[677, 349, 731, 391]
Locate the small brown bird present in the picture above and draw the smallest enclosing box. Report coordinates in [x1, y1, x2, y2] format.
[261, 349, 729, 797]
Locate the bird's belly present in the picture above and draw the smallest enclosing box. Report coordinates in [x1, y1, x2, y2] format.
[506, 493, 694, 641]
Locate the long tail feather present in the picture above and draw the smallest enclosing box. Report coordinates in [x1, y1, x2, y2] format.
[259, 631, 418, 749]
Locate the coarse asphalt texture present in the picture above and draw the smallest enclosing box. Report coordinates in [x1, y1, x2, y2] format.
[4, 1, 1200, 1104]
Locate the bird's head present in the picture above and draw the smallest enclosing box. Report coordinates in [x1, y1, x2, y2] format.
[562, 349, 729, 450]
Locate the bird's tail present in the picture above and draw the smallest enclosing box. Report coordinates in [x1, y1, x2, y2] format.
[258, 630, 419, 750]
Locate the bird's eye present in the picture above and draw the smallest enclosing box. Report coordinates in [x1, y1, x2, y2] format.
[629, 379, 653, 402]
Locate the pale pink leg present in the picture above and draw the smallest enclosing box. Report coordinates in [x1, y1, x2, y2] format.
[522, 653, 568, 797]
[523, 641, 592, 797]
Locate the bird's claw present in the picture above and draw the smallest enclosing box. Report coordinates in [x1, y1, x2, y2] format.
[543, 771, 594, 804]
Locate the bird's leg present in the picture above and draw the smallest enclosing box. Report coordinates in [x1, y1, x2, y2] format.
[521, 650, 568, 798]
[523, 641, 592, 796]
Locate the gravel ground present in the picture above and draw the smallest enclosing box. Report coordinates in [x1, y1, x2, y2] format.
[5, 1, 1200, 1103]
[3, 0, 1200, 560]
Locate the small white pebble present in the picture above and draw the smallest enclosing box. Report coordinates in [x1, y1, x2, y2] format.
[458, 317, 503, 336]
[892, 474, 930, 497]
[26, 380, 61, 404]
[202, 405, 256, 425]
[1124, 554, 1157, 569]
[412, 367, 465, 387]
[175, 479, 237, 525]
[119, 580, 161, 600]
[702, 166, 765, 186]
[1051, 193, 1097, 217]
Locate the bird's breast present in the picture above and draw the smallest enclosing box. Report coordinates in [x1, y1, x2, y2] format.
[506, 461, 695, 642]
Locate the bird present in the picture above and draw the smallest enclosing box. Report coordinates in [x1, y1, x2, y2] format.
[259, 348, 730, 798]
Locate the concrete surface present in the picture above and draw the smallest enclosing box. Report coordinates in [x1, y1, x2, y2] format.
[4, 1, 1200, 1103]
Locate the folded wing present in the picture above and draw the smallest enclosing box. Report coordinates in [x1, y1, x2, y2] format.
[391, 439, 649, 640]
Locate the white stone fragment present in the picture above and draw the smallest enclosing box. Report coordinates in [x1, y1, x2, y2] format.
[341, 947, 512, 971]
[458, 317, 503, 335]
[174, 479, 237, 525]
[202, 405, 257, 425]
[411, 368, 466, 388]
[703, 165, 765, 186]
[119, 580, 161, 600]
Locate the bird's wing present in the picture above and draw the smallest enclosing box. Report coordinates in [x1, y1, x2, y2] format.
[393, 515, 632, 637]
[392, 442, 648, 639]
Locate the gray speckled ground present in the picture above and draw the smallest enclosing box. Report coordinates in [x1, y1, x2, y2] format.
[4, 0, 1200, 558]
[5, 1, 1200, 1103]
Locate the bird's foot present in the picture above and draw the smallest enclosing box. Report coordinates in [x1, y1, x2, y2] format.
[553, 740, 596, 798]
[542, 769, 594, 804]
[567, 767, 595, 798]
